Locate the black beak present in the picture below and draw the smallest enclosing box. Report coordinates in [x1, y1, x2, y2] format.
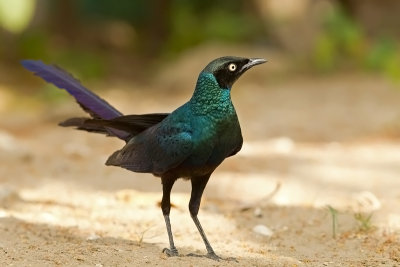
[241, 58, 267, 72]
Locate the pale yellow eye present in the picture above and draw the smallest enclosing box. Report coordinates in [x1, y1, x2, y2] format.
[228, 63, 237, 72]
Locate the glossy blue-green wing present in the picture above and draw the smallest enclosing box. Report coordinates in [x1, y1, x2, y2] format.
[106, 125, 193, 175]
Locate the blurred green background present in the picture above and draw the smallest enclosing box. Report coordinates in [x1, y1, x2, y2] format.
[1, 0, 399, 80]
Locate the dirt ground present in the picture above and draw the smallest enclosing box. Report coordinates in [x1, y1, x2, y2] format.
[1, 54, 400, 266]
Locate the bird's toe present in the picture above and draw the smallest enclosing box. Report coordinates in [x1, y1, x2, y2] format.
[162, 247, 179, 257]
[206, 252, 222, 261]
[187, 252, 221, 261]
[187, 252, 238, 262]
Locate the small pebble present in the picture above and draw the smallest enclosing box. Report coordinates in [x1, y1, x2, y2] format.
[87, 234, 100, 241]
[252, 224, 273, 237]
[353, 191, 381, 212]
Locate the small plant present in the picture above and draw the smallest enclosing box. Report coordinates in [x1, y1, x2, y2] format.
[327, 205, 338, 238]
[133, 225, 156, 246]
[354, 212, 374, 232]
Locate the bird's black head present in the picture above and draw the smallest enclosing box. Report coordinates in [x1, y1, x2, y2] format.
[202, 56, 267, 89]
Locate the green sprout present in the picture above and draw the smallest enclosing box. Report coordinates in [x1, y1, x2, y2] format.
[327, 205, 338, 239]
[354, 213, 374, 232]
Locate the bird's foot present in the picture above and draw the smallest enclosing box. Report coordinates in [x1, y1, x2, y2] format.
[162, 247, 179, 257]
[187, 252, 237, 262]
[205, 252, 222, 261]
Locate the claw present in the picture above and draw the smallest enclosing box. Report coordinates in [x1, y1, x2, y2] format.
[162, 247, 179, 257]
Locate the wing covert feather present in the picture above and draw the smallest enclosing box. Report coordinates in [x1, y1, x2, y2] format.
[106, 124, 193, 174]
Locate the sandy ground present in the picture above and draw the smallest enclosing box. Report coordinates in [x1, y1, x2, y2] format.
[1, 62, 400, 266]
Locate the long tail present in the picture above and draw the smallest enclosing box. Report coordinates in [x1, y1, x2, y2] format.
[21, 60, 130, 140]
[59, 113, 170, 138]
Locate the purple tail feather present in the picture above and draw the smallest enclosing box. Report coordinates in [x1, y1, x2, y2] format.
[21, 60, 129, 140]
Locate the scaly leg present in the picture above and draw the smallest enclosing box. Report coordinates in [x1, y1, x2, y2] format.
[187, 174, 221, 260]
[161, 176, 178, 257]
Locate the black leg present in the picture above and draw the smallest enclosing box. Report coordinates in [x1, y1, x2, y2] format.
[187, 174, 222, 261]
[161, 176, 178, 257]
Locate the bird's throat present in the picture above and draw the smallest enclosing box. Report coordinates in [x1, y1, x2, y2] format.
[190, 73, 234, 116]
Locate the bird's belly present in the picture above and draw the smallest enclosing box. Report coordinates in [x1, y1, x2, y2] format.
[175, 138, 238, 177]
